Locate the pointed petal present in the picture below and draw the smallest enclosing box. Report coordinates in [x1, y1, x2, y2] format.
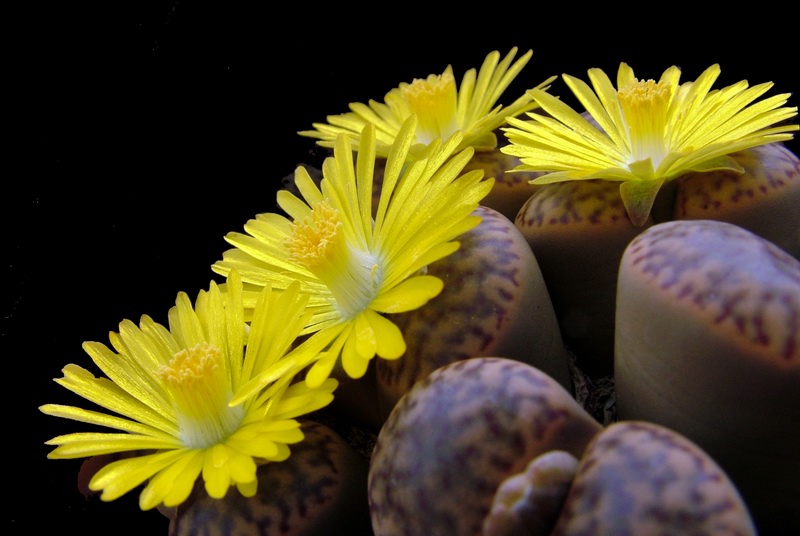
[40, 403, 176, 439]
[45, 431, 180, 458]
[90, 449, 186, 503]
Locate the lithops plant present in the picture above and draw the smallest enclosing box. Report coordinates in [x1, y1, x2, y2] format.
[483, 421, 757, 536]
[368, 357, 602, 536]
[512, 144, 800, 380]
[540, 421, 756, 535]
[514, 142, 800, 379]
[615, 219, 800, 535]
[168, 421, 373, 536]
[502, 62, 798, 382]
[376, 206, 573, 423]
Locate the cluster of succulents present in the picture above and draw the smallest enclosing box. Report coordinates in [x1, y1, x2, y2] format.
[42, 48, 798, 535]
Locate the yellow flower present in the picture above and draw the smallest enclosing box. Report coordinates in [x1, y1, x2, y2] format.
[39, 272, 337, 510]
[299, 47, 555, 160]
[212, 115, 494, 388]
[501, 62, 799, 226]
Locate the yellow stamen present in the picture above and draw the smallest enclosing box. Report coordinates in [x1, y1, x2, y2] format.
[285, 201, 342, 268]
[401, 69, 459, 145]
[160, 342, 242, 448]
[618, 78, 673, 167]
[286, 199, 381, 319]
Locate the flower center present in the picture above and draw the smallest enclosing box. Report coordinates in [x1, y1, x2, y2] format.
[401, 70, 459, 145]
[617, 78, 673, 168]
[159, 342, 243, 449]
[286, 199, 381, 319]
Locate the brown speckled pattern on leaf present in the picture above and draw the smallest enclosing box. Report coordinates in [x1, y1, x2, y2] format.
[369, 357, 601, 536]
[622, 219, 800, 363]
[615, 219, 800, 535]
[515, 179, 634, 229]
[550, 421, 756, 536]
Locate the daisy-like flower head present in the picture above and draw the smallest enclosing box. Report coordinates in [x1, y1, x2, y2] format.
[212, 115, 494, 388]
[299, 47, 555, 160]
[501, 62, 799, 226]
[39, 271, 337, 510]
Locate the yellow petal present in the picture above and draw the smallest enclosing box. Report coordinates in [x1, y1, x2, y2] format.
[236, 477, 258, 498]
[40, 403, 176, 439]
[227, 435, 279, 459]
[270, 380, 338, 420]
[55, 361, 173, 432]
[353, 311, 377, 359]
[294, 165, 324, 205]
[142, 450, 204, 509]
[90, 450, 185, 503]
[365, 309, 406, 360]
[370, 275, 444, 313]
[342, 331, 370, 379]
[45, 431, 180, 458]
[202, 444, 233, 499]
[272, 442, 291, 462]
[227, 449, 257, 484]
[305, 351, 339, 389]
[257, 426, 304, 446]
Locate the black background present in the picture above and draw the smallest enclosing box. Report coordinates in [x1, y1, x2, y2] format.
[8, 4, 799, 534]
